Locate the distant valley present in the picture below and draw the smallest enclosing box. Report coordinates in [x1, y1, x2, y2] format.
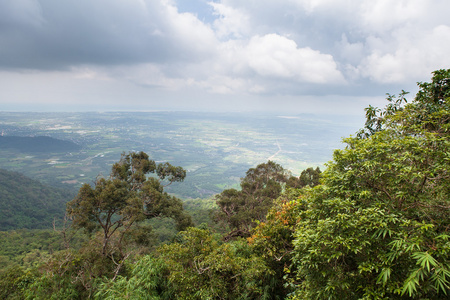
[0, 111, 362, 198]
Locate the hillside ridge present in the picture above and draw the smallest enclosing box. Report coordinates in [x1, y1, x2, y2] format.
[0, 136, 81, 153]
[0, 168, 74, 230]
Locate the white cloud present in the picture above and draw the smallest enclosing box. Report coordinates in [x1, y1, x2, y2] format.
[87, 0, 450, 95]
[360, 0, 428, 33]
[159, 2, 218, 60]
[244, 34, 344, 83]
[361, 24, 450, 83]
[209, 0, 450, 86]
[142, 33, 345, 95]
[209, 1, 250, 39]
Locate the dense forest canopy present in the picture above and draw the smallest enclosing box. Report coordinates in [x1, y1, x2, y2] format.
[0, 168, 73, 230]
[0, 69, 449, 299]
[286, 69, 450, 299]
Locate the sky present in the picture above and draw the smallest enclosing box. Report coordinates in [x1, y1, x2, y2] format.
[1, 0, 450, 115]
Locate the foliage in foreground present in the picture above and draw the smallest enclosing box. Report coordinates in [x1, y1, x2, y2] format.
[96, 227, 274, 300]
[283, 69, 450, 299]
[214, 161, 319, 240]
[2, 69, 449, 300]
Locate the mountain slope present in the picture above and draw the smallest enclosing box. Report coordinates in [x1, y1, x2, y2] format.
[0, 168, 74, 230]
[0, 136, 81, 153]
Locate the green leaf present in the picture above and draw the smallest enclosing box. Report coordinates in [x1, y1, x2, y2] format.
[412, 251, 438, 272]
[377, 268, 391, 286]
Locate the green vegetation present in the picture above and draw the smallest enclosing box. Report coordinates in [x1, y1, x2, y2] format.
[286, 166, 321, 189]
[67, 152, 193, 285]
[0, 168, 73, 230]
[214, 161, 293, 239]
[0, 69, 449, 299]
[284, 69, 450, 299]
[0, 229, 63, 270]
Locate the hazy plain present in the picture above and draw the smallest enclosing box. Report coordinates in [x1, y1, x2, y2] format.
[0, 111, 363, 198]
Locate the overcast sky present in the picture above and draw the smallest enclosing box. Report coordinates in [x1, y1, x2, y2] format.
[1, 0, 449, 115]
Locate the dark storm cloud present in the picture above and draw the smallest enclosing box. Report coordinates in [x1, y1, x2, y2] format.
[0, 0, 214, 70]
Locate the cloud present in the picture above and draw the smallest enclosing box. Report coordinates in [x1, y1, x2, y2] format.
[0, 0, 45, 28]
[0, 0, 217, 69]
[360, 24, 450, 83]
[208, 0, 450, 85]
[1, 0, 450, 114]
[245, 34, 344, 83]
[137, 33, 344, 95]
[209, 1, 250, 39]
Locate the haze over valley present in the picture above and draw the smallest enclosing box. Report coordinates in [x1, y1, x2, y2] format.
[0, 111, 361, 198]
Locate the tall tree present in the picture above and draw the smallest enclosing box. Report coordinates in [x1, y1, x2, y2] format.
[66, 151, 193, 268]
[214, 161, 290, 239]
[286, 167, 321, 189]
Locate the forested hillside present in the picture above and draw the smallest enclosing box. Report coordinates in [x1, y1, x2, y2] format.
[0, 69, 449, 299]
[0, 136, 81, 153]
[0, 168, 73, 230]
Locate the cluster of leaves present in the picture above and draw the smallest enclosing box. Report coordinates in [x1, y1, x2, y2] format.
[283, 69, 450, 299]
[0, 229, 65, 270]
[95, 255, 171, 300]
[286, 167, 321, 189]
[248, 189, 305, 298]
[95, 227, 274, 300]
[214, 161, 293, 239]
[160, 227, 272, 299]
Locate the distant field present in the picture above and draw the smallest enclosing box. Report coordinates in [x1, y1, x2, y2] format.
[0, 111, 362, 198]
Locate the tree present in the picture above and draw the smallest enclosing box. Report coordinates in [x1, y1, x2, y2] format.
[157, 227, 272, 300]
[248, 188, 305, 299]
[286, 167, 321, 189]
[66, 151, 193, 277]
[214, 161, 291, 239]
[286, 69, 450, 299]
[95, 255, 171, 300]
[0, 266, 33, 300]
